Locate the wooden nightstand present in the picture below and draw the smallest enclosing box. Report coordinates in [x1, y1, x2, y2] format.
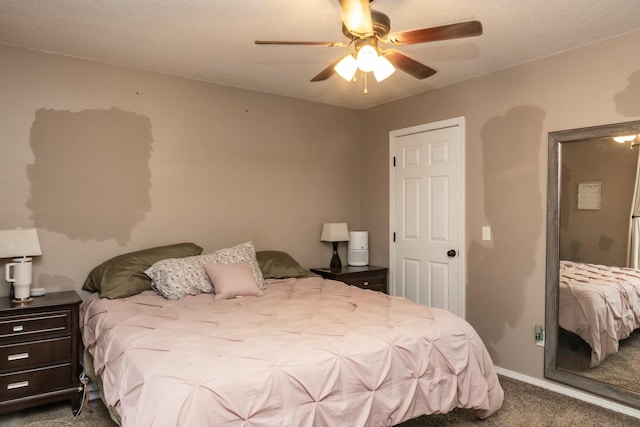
[310, 265, 389, 294]
[0, 291, 82, 414]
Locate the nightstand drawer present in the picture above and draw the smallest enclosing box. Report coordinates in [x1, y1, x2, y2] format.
[0, 337, 72, 372]
[350, 282, 386, 293]
[345, 275, 385, 289]
[0, 363, 72, 401]
[0, 310, 72, 340]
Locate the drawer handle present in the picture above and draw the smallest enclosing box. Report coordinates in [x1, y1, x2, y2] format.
[7, 381, 29, 390]
[8, 352, 29, 361]
[12, 325, 24, 332]
[363, 281, 369, 286]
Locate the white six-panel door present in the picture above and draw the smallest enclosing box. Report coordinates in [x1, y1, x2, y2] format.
[389, 117, 465, 318]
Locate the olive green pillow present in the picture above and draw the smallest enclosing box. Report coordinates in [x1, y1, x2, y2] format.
[83, 242, 203, 299]
[256, 250, 317, 279]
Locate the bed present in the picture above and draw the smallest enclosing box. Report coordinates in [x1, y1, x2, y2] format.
[79, 243, 503, 426]
[559, 260, 640, 367]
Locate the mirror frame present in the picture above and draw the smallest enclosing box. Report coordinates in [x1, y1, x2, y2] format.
[545, 119, 640, 408]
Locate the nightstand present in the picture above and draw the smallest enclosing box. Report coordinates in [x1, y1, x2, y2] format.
[0, 291, 82, 414]
[310, 265, 388, 294]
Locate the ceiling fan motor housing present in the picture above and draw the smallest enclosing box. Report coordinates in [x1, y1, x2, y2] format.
[342, 10, 391, 39]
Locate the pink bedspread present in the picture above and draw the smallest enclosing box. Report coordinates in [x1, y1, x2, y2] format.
[560, 261, 640, 367]
[81, 277, 503, 426]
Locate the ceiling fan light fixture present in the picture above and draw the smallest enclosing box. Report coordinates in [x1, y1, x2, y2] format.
[373, 55, 395, 82]
[335, 54, 358, 81]
[613, 134, 638, 143]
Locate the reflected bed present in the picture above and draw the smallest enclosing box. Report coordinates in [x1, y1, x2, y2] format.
[559, 260, 640, 367]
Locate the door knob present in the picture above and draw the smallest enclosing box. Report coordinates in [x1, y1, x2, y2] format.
[447, 249, 457, 258]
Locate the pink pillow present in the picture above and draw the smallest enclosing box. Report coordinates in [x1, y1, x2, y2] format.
[204, 261, 264, 300]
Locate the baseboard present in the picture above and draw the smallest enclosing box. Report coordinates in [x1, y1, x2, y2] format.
[495, 366, 640, 419]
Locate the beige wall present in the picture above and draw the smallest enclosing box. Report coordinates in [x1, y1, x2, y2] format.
[3, 28, 640, 385]
[560, 138, 637, 266]
[361, 30, 640, 379]
[0, 44, 363, 294]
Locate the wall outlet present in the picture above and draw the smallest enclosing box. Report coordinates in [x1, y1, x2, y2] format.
[535, 325, 545, 347]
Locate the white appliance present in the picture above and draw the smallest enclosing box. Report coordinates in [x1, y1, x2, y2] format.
[348, 231, 369, 266]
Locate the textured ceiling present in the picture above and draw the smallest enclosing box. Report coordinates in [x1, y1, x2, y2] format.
[2, 0, 640, 110]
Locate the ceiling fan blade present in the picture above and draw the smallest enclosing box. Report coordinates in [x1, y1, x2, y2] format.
[255, 40, 349, 47]
[339, 0, 374, 38]
[310, 57, 345, 82]
[384, 51, 436, 80]
[387, 20, 483, 46]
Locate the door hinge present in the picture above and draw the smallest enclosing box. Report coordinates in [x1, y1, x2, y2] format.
[393, 232, 396, 242]
[393, 156, 396, 167]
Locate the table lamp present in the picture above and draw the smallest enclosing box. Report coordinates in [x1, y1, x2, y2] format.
[0, 228, 42, 302]
[320, 223, 350, 271]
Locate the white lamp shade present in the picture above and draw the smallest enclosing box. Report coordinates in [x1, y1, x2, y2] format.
[0, 228, 42, 259]
[356, 45, 378, 72]
[335, 55, 358, 81]
[373, 56, 395, 82]
[320, 223, 350, 242]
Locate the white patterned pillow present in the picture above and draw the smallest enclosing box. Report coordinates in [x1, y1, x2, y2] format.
[145, 241, 265, 300]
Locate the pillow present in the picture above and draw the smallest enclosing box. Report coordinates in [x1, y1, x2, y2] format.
[256, 250, 317, 279]
[204, 261, 264, 300]
[146, 241, 265, 300]
[82, 242, 203, 299]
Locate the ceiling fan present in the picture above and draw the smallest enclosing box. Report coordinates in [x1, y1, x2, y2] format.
[255, 0, 483, 86]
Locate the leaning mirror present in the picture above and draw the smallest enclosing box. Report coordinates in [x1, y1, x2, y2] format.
[546, 119, 640, 408]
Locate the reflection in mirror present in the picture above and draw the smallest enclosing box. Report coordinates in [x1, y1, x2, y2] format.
[546, 120, 640, 409]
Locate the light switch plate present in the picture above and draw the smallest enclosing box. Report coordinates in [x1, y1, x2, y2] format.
[482, 226, 491, 241]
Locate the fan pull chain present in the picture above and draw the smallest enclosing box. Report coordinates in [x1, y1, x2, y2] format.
[364, 72, 368, 95]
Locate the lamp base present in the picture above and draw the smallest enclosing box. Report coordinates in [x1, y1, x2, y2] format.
[329, 241, 342, 271]
[12, 297, 33, 304]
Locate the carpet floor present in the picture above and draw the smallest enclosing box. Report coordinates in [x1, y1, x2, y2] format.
[557, 328, 640, 394]
[1, 375, 638, 426]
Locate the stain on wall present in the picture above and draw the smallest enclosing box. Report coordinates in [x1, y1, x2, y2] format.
[599, 235, 614, 252]
[467, 105, 545, 351]
[27, 107, 152, 245]
[615, 70, 640, 117]
[37, 273, 74, 288]
[570, 240, 582, 259]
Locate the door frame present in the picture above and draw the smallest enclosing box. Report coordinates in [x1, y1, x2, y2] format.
[388, 116, 467, 318]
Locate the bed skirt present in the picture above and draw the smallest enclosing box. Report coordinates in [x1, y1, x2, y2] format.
[82, 348, 122, 426]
